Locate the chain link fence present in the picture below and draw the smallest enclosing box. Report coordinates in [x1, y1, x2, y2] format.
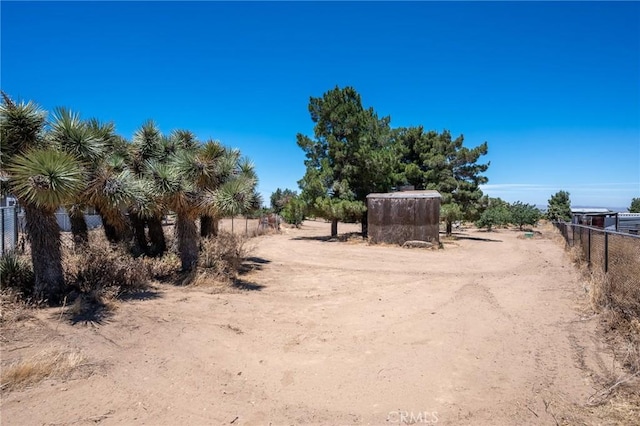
[1, 206, 19, 254]
[554, 222, 640, 318]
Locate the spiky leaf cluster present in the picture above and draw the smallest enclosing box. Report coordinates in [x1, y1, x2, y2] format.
[7, 149, 84, 211]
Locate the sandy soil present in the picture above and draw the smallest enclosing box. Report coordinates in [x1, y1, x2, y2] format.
[0, 221, 624, 425]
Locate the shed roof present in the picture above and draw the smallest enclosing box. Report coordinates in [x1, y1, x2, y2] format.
[367, 190, 441, 199]
[571, 208, 614, 214]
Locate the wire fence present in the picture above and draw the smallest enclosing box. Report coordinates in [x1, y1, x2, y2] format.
[1, 206, 19, 255]
[2, 210, 282, 258]
[554, 221, 640, 318]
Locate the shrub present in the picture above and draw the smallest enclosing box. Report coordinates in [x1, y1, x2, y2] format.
[281, 197, 306, 227]
[0, 251, 34, 296]
[509, 201, 541, 230]
[141, 253, 181, 281]
[199, 232, 249, 281]
[475, 205, 511, 231]
[68, 240, 149, 296]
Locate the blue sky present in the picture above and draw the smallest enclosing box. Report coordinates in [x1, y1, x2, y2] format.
[2, 1, 639, 209]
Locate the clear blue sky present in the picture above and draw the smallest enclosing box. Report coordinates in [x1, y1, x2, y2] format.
[2, 1, 639, 209]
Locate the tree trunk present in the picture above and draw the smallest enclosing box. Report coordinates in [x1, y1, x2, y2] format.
[24, 205, 65, 305]
[361, 213, 368, 238]
[200, 214, 219, 237]
[176, 213, 198, 272]
[96, 206, 122, 243]
[446, 220, 453, 236]
[69, 207, 88, 248]
[147, 215, 166, 257]
[331, 218, 338, 237]
[128, 211, 148, 257]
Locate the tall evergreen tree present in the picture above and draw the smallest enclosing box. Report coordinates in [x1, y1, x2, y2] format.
[394, 126, 489, 235]
[546, 190, 572, 222]
[297, 86, 396, 237]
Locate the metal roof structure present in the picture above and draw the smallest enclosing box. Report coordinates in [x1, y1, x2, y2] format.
[367, 190, 441, 199]
[571, 208, 614, 214]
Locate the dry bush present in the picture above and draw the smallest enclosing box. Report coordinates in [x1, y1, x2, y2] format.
[198, 232, 250, 282]
[140, 253, 181, 281]
[0, 288, 33, 325]
[64, 239, 150, 297]
[1, 348, 87, 391]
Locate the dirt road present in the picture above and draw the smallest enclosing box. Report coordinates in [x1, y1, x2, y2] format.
[1, 221, 617, 425]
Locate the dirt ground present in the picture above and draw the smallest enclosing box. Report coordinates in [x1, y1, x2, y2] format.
[0, 220, 634, 425]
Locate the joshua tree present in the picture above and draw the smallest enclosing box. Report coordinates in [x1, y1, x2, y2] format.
[49, 107, 105, 246]
[1, 93, 83, 304]
[126, 120, 168, 256]
[148, 154, 203, 271]
[198, 140, 239, 237]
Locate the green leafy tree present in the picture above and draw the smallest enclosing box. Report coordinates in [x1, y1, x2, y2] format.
[297, 86, 396, 237]
[394, 126, 489, 236]
[629, 197, 640, 213]
[440, 203, 462, 233]
[270, 188, 297, 214]
[475, 198, 511, 231]
[509, 201, 541, 230]
[1, 93, 84, 304]
[546, 190, 572, 222]
[281, 195, 306, 227]
[314, 194, 367, 237]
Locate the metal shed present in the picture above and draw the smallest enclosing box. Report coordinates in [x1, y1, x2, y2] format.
[366, 190, 441, 245]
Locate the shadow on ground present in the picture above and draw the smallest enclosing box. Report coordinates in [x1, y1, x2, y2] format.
[231, 279, 265, 291]
[118, 289, 163, 302]
[61, 289, 163, 326]
[291, 232, 364, 243]
[441, 231, 503, 243]
[239, 256, 271, 274]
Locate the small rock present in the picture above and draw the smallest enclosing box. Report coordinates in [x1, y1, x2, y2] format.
[402, 240, 434, 249]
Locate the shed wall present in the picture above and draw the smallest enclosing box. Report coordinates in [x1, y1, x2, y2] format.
[368, 196, 440, 244]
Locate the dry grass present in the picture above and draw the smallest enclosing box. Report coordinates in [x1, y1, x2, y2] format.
[1, 348, 88, 392]
[555, 225, 640, 421]
[605, 236, 640, 318]
[141, 253, 181, 281]
[0, 289, 33, 325]
[64, 239, 150, 296]
[198, 232, 251, 282]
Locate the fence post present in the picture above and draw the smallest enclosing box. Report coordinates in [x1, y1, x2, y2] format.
[587, 228, 591, 265]
[572, 225, 575, 247]
[604, 231, 609, 273]
[1, 208, 5, 254]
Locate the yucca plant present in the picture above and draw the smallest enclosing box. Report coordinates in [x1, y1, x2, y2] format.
[147, 158, 201, 271]
[85, 167, 137, 243]
[49, 107, 104, 246]
[125, 121, 169, 256]
[198, 141, 243, 237]
[2, 93, 85, 304]
[7, 148, 83, 303]
[0, 250, 35, 296]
